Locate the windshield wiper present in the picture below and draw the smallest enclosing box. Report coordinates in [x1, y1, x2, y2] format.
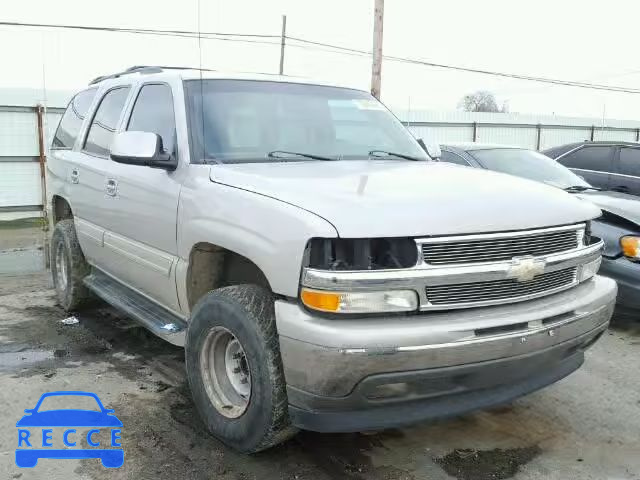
[267, 150, 336, 161]
[368, 150, 423, 161]
[563, 185, 602, 193]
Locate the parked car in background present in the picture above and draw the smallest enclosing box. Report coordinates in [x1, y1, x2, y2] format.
[543, 141, 640, 197]
[441, 143, 640, 318]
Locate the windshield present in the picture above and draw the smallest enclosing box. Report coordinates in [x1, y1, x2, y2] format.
[184, 79, 429, 163]
[36, 395, 101, 412]
[469, 148, 591, 189]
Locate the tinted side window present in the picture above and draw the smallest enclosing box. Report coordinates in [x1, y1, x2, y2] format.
[127, 84, 176, 154]
[542, 143, 581, 159]
[84, 87, 131, 157]
[52, 89, 97, 149]
[440, 150, 470, 166]
[619, 148, 640, 177]
[557, 146, 613, 172]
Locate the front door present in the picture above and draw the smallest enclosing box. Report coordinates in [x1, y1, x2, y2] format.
[97, 83, 182, 312]
[557, 145, 614, 190]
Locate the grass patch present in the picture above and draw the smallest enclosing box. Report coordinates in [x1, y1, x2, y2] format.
[0, 217, 46, 230]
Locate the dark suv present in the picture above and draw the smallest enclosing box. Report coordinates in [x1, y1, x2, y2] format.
[543, 141, 640, 196]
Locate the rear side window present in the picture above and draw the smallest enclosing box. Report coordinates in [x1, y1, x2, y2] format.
[619, 147, 640, 177]
[51, 89, 97, 149]
[440, 150, 470, 166]
[542, 143, 581, 159]
[127, 84, 176, 155]
[557, 146, 614, 172]
[84, 87, 131, 157]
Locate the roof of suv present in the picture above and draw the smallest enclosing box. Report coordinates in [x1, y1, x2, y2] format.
[89, 65, 361, 91]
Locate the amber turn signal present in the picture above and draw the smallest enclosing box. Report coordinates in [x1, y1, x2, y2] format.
[620, 236, 640, 261]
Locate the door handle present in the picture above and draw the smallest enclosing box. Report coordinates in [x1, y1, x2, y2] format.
[70, 169, 79, 184]
[105, 178, 118, 197]
[612, 185, 629, 193]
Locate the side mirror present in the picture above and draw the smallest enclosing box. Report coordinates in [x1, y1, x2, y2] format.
[417, 138, 441, 160]
[110, 131, 177, 170]
[24, 409, 34, 414]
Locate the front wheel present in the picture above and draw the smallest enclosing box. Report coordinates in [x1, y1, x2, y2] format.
[185, 285, 297, 453]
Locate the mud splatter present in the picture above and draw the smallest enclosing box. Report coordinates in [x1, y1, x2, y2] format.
[434, 446, 542, 480]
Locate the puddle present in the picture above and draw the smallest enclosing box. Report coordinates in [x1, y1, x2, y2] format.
[0, 350, 54, 370]
[0, 247, 46, 275]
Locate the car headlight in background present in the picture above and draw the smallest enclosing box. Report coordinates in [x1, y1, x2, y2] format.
[578, 257, 602, 282]
[620, 236, 640, 262]
[300, 288, 418, 313]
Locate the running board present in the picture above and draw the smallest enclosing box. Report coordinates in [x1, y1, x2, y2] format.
[84, 270, 187, 346]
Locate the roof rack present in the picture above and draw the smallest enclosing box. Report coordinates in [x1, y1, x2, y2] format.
[89, 65, 217, 85]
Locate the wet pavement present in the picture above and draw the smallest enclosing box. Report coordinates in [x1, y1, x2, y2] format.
[1, 224, 639, 479]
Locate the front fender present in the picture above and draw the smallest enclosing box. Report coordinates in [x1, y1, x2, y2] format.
[177, 173, 337, 308]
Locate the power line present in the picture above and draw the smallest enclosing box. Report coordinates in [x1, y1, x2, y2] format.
[285, 36, 640, 94]
[0, 20, 280, 39]
[3, 20, 640, 94]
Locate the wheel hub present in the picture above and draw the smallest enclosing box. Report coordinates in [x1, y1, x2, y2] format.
[200, 327, 252, 418]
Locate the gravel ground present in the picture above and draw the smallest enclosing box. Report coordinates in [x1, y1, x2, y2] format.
[1, 225, 639, 480]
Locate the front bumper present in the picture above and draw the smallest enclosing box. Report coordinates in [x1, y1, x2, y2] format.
[276, 275, 616, 432]
[599, 256, 640, 312]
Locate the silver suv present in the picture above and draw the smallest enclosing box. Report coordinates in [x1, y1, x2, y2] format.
[47, 66, 616, 452]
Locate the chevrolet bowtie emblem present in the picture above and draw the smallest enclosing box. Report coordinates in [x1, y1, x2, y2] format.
[508, 256, 546, 282]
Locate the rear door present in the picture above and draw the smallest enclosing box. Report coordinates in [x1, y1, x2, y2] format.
[556, 145, 614, 189]
[613, 146, 640, 196]
[72, 86, 132, 266]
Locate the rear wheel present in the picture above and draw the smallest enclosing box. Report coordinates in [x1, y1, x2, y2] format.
[185, 284, 297, 453]
[50, 219, 94, 311]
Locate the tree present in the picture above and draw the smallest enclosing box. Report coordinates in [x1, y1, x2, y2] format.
[459, 91, 509, 113]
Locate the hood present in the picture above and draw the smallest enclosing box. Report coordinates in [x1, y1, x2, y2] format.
[577, 191, 640, 226]
[210, 161, 601, 237]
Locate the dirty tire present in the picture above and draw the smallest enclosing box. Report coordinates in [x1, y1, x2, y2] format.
[185, 285, 297, 453]
[51, 219, 93, 311]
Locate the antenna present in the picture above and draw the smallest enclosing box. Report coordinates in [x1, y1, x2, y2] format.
[197, 0, 205, 164]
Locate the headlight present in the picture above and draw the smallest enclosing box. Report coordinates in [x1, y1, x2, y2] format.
[306, 237, 418, 270]
[620, 236, 640, 261]
[578, 257, 601, 282]
[300, 288, 418, 313]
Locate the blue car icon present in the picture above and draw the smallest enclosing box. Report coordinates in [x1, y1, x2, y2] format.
[16, 391, 123, 468]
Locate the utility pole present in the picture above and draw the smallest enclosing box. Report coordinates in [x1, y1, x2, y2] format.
[370, 0, 384, 99]
[279, 15, 287, 75]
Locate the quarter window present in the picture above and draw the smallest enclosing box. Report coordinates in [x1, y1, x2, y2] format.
[127, 84, 176, 155]
[618, 148, 640, 177]
[557, 146, 613, 172]
[84, 87, 131, 157]
[52, 89, 97, 149]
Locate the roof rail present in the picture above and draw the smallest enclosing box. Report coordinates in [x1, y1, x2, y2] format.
[88, 65, 217, 85]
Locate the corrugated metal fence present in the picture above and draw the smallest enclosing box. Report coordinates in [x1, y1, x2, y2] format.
[0, 104, 64, 220]
[398, 110, 640, 151]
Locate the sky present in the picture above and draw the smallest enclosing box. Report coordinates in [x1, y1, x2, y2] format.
[2, 0, 640, 120]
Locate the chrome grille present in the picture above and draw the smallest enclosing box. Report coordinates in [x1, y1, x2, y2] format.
[421, 227, 580, 265]
[425, 267, 577, 307]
